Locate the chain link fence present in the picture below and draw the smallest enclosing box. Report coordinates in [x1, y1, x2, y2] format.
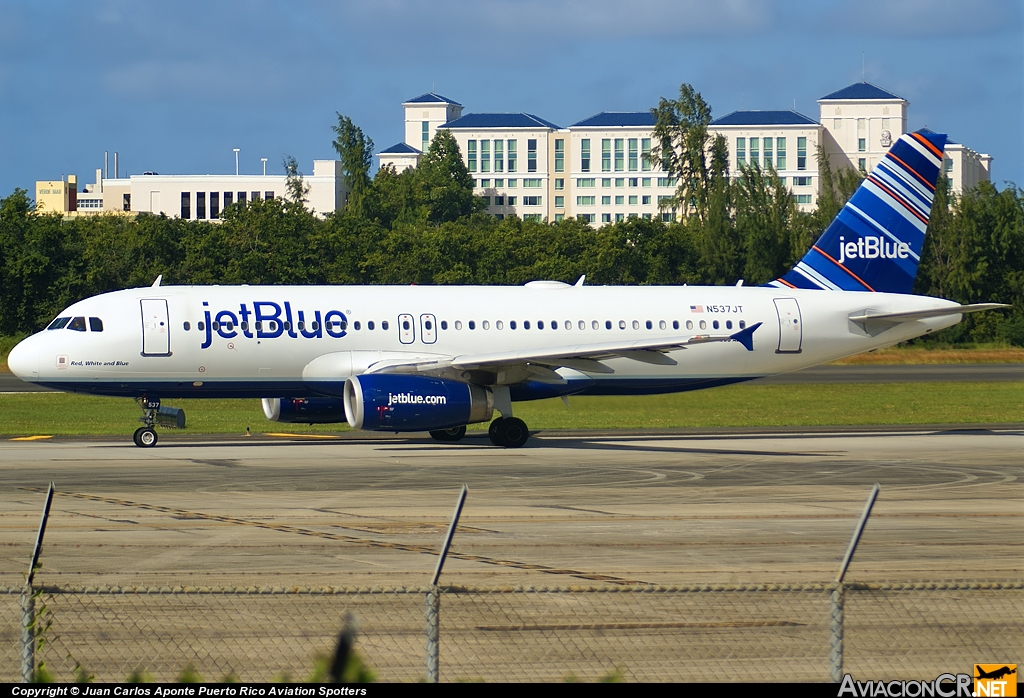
[3, 582, 1021, 682]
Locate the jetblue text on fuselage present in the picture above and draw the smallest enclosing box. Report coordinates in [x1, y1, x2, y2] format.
[836, 235, 911, 265]
[201, 301, 348, 349]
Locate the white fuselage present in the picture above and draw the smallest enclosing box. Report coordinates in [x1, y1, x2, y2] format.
[8, 284, 963, 400]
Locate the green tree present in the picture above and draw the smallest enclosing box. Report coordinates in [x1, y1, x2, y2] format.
[331, 114, 374, 218]
[283, 155, 311, 208]
[650, 84, 719, 223]
[416, 129, 483, 224]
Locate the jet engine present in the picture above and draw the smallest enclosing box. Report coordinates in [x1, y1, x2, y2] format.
[261, 397, 347, 424]
[343, 374, 493, 432]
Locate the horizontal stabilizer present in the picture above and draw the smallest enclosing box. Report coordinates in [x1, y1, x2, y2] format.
[849, 303, 1010, 324]
[730, 322, 762, 352]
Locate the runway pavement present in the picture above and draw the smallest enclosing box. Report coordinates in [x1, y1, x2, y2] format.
[1, 428, 1020, 589]
[2, 363, 1022, 393]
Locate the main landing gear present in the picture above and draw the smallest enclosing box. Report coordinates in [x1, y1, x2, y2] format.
[488, 417, 530, 448]
[429, 425, 467, 442]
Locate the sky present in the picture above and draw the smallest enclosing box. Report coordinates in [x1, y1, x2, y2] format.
[1, 0, 1021, 197]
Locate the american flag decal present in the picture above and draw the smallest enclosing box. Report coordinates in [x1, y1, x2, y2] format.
[690, 305, 704, 313]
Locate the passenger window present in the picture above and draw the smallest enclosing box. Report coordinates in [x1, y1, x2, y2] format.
[199, 321, 206, 331]
[242, 321, 249, 331]
[369, 320, 375, 330]
[686, 320, 693, 330]
[469, 320, 476, 330]
[524, 321, 531, 330]
[551, 320, 558, 330]
[646, 320, 653, 330]
[510, 321, 517, 330]
[89, 317, 104, 332]
[537, 321, 544, 330]
[618, 320, 626, 330]
[659, 320, 666, 330]
[340, 321, 347, 330]
[212, 321, 220, 331]
[455, 321, 463, 330]
[312, 322, 319, 331]
[632, 320, 640, 330]
[183, 321, 191, 331]
[739, 320, 746, 329]
[482, 320, 489, 330]
[699, 320, 707, 330]
[401, 320, 409, 330]
[591, 320, 598, 330]
[605, 321, 612, 330]
[382, 320, 389, 330]
[673, 320, 680, 330]
[726, 320, 733, 330]
[68, 317, 87, 332]
[426, 320, 433, 330]
[283, 321, 290, 331]
[495, 320, 503, 330]
[47, 317, 71, 330]
[354, 321, 361, 330]
[713, 320, 719, 330]
[441, 320, 448, 330]
[255, 321, 262, 331]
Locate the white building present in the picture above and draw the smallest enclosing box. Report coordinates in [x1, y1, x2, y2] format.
[41, 160, 347, 220]
[377, 82, 993, 223]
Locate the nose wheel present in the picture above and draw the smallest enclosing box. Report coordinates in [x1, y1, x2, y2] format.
[488, 417, 530, 448]
[133, 426, 158, 448]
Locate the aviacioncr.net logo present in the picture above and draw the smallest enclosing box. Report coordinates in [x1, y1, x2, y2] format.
[387, 393, 447, 406]
[838, 673, 973, 697]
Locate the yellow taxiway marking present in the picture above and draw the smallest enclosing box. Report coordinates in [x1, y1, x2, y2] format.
[9, 435, 53, 441]
[264, 433, 340, 439]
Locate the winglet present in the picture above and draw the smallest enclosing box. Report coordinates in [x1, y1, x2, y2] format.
[574, 274, 586, 287]
[730, 321, 761, 351]
[151, 275, 162, 288]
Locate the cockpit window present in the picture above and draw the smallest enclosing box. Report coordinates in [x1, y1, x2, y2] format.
[67, 317, 87, 332]
[47, 317, 71, 330]
[89, 317, 104, 332]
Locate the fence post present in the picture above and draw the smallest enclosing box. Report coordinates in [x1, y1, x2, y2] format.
[425, 585, 440, 683]
[829, 583, 844, 683]
[20, 585, 35, 683]
[830, 483, 880, 682]
[425, 484, 468, 683]
[21, 482, 55, 683]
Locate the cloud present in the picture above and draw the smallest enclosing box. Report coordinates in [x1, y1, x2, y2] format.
[817, 0, 1020, 36]
[100, 59, 294, 102]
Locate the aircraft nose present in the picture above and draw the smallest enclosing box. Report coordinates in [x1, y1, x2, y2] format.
[7, 336, 40, 380]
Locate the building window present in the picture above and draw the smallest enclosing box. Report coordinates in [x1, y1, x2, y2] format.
[658, 195, 673, 206]
[224, 191, 233, 208]
[641, 138, 652, 172]
[629, 195, 638, 205]
[180, 192, 191, 220]
[482, 196, 491, 206]
[656, 177, 676, 187]
[736, 137, 746, 167]
[495, 196, 505, 205]
[123, 193, 131, 211]
[661, 212, 673, 222]
[614, 138, 624, 172]
[858, 138, 866, 152]
[578, 213, 595, 223]
[642, 213, 652, 219]
[523, 196, 541, 206]
[615, 213, 624, 222]
[507, 196, 517, 205]
[642, 178, 651, 187]
[602, 196, 611, 205]
[628, 178, 638, 187]
[196, 192, 206, 219]
[251, 191, 260, 201]
[602, 178, 611, 187]
[554, 178, 564, 190]
[265, 191, 274, 200]
[628, 139, 638, 172]
[237, 191, 246, 205]
[797, 137, 807, 171]
[763, 137, 773, 169]
[615, 195, 624, 205]
[554, 139, 564, 173]
[577, 178, 595, 187]
[580, 139, 590, 172]
[642, 195, 651, 205]
[795, 194, 813, 204]
[524, 179, 542, 188]
[507, 140, 517, 172]
[527, 139, 537, 172]
[494, 178, 504, 187]
[944, 157, 953, 173]
[577, 196, 596, 206]
[598, 213, 609, 223]
[480, 179, 491, 188]
[555, 213, 565, 221]
[210, 192, 220, 219]
[615, 178, 624, 187]
[422, 121, 429, 151]
[750, 138, 759, 167]
[858, 158, 867, 172]
[523, 214, 542, 221]
[507, 179, 517, 188]
[555, 196, 564, 208]
[481, 140, 490, 173]
[794, 176, 812, 186]
[776, 137, 786, 170]
[493, 139, 503, 173]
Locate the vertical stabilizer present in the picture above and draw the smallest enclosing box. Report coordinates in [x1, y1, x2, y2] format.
[769, 130, 946, 294]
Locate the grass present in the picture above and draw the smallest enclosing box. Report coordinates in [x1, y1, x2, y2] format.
[831, 343, 1024, 364]
[1, 382, 1022, 437]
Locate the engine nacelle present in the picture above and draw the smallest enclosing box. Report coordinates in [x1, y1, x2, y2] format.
[262, 397, 347, 424]
[344, 374, 493, 432]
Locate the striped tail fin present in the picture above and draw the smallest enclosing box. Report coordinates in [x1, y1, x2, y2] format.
[768, 130, 946, 294]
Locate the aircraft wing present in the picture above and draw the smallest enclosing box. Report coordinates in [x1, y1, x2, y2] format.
[849, 303, 1009, 324]
[363, 322, 762, 378]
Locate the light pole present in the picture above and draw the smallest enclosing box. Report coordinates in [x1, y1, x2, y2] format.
[233, 149, 240, 176]
[261, 158, 268, 176]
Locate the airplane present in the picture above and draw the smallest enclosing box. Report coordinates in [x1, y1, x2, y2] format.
[6, 130, 1008, 448]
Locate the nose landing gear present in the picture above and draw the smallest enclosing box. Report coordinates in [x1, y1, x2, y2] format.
[131, 397, 185, 447]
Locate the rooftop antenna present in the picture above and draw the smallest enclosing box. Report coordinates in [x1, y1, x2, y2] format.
[233, 148, 240, 176]
[261, 158, 268, 176]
